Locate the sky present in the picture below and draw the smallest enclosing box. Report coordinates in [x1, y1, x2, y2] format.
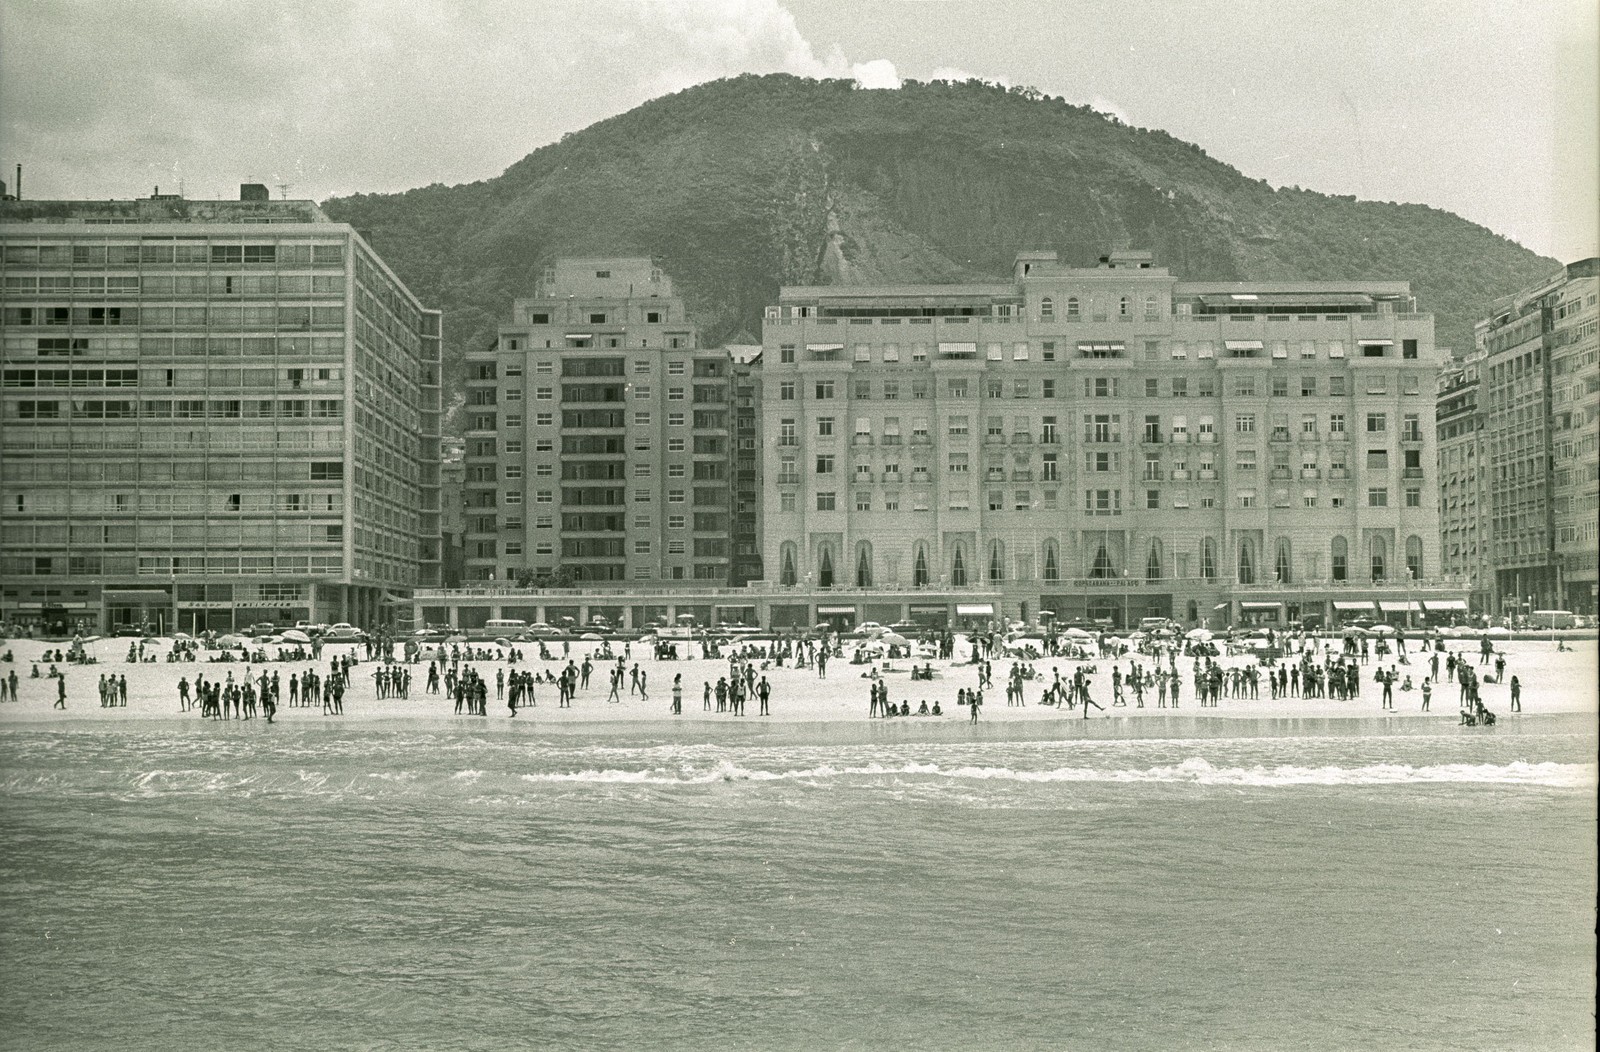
[2, 0, 1596, 263]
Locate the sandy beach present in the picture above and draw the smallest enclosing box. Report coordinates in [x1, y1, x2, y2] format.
[1, 633, 1593, 733]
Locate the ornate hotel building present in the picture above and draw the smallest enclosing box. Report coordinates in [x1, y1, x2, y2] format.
[460, 259, 741, 590]
[757, 250, 1457, 628]
[0, 188, 442, 633]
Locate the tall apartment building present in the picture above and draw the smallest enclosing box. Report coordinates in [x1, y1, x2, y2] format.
[0, 188, 442, 633]
[729, 345, 764, 586]
[462, 258, 737, 587]
[760, 250, 1449, 628]
[1469, 258, 1599, 613]
[1435, 350, 1491, 609]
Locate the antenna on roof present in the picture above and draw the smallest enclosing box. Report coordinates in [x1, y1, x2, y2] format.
[277, 183, 291, 200]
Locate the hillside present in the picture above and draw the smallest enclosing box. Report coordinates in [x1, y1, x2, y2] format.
[323, 74, 1556, 389]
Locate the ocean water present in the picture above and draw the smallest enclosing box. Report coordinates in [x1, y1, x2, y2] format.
[0, 718, 1594, 1051]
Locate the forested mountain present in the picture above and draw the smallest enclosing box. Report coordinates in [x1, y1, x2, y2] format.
[323, 74, 1554, 391]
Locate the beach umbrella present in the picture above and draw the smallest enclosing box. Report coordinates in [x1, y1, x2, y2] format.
[677, 613, 697, 622]
[880, 632, 909, 646]
[281, 629, 311, 643]
[1368, 624, 1397, 636]
[580, 632, 603, 641]
[216, 634, 247, 647]
[1062, 627, 1093, 640]
[1185, 628, 1213, 641]
[1484, 626, 1511, 638]
[494, 637, 511, 647]
[173, 631, 193, 640]
[1247, 638, 1271, 649]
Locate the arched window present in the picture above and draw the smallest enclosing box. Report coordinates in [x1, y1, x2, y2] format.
[1144, 293, 1158, 316]
[1145, 539, 1162, 581]
[1065, 296, 1080, 318]
[1040, 297, 1054, 320]
[1275, 538, 1292, 584]
[779, 542, 797, 586]
[988, 541, 1005, 582]
[1090, 544, 1114, 580]
[1200, 537, 1217, 580]
[1405, 535, 1423, 580]
[818, 545, 834, 589]
[1370, 535, 1387, 582]
[855, 542, 873, 588]
[1118, 295, 1130, 317]
[1331, 536, 1348, 581]
[1238, 539, 1255, 585]
[951, 544, 967, 587]
[1043, 541, 1059, 583]
[913, 543, 929, 587]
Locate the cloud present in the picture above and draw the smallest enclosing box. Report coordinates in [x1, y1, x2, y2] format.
[850, 59, 901, 90]
[0, 0, 903, 202]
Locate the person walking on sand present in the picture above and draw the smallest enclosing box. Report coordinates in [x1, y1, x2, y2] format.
[757, 676, 770, 716]
[55, 674, 67, 709]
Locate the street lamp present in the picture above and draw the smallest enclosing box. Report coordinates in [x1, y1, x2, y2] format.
[1122, 568, 1130, 633]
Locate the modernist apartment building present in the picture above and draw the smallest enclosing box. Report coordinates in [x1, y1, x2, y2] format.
[461, 258, 740, 588]
[758, 250, 1455, 628]
[1466, 258, 1599, 613]
[0, 188, 442, 633]
[1435, 350, 1492, 610]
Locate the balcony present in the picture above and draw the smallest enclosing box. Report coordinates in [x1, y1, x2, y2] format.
[854, 472, 874, 483]
[852, 434, 873, 446]
[983, 433, 1007, 445]
[1403, 467, 1425, 479]
[1170, 469, 1191, 480]
[882, 471, 902, 483]
[1270, 468, 1293, 481]
[910, 471, 931, 483]
[1197, 432, 1216, 444]
[1329, 468, 1350, 479]
[776, 473, 800, 486]
[1170, 432, 1190, 444]
[777, 436, 798, 447]
[1010, 434, 1032, 444]
[910, 435, 932, 445]
[880, 435, 902, 447]
[1039, 434, 1061, 445]
[1301, 468, 1321, 480]
[1012, 470, 1033, 482]
[1198, 469, 1218, 480]
[1270, 430, 1292, 443]
[1142, 472, 1164, 482]
[1141, 433, 1163, 445]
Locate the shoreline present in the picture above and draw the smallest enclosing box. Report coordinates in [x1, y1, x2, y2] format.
[1, 708, 1591, 746]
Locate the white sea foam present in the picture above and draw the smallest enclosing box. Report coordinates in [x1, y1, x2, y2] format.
[515, 758, 1597, 789]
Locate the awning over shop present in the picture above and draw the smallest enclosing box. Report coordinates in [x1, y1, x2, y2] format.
[805, 343, 844, 352]
[1357, 338, 1394, 346]
[1239, 601, 1282, 610]
[816, 605, 856, 615]
[909, 604, 947, 613]
[1224, 340, 1264, 350]
[1378, 600, 1422, 613]
[102, 589, 172, 601]
[955, 603, 994, 616]
[1423, 599, 1469, 612]
[1332, 600, 1376, 611]
[563, 333, 593, 339]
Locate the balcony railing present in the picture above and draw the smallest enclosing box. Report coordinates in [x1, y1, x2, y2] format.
[776, 473, 800, 486]
[1170, 469, 1191, 480]
[1198, 469, 1218, 480]
[1301, 468, 1321, 479]
[852, 434, 873, 446]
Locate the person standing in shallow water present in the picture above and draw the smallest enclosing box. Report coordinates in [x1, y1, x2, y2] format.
[671, 674, 682, 716]
[1509, 675, 1521, 713]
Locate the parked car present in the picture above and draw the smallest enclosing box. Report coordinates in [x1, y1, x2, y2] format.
[853, 621, 886, 638]
[247, 622, 278, 638]
[322, 622, 365, 643]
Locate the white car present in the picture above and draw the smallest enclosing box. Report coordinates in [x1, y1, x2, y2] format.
[854, 622, 886, 638]
[322, 622, 365, 643]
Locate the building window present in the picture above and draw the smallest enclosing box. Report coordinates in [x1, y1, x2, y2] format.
[816, 492, 836, 511]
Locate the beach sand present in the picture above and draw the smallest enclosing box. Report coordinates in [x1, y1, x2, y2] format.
[0, 633, 1593, 734]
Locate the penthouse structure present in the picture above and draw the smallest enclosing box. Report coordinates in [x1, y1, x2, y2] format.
[757, 250, 1458, 629]
[461, 259, 737, 589]
[0, 187, 442, 633]
[1468, 258, 1599, 614]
